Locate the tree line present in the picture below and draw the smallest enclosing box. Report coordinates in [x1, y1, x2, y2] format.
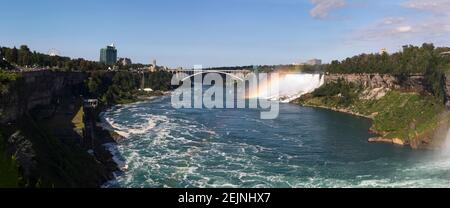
[325, 43, 450, 75]
[1, 45, 107, 71]
[86, 71, 173, 105]
[324, 43, 450, 104]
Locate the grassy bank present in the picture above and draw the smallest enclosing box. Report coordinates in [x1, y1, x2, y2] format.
[294, 81, 450, 148]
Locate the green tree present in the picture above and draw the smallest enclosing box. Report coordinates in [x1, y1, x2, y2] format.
[18, 45, 32, 66]
[5, 47, 19, 64]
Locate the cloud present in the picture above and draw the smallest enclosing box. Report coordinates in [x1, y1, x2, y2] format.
[403, 0, 450, 15]
[396, 25, 413, 33]
[355, 17, 410, 40]
[382, 17, 406, 25]
[309, 0, 346, 19]
[354, 0, 450, 42]
[355, 16, 450, 41]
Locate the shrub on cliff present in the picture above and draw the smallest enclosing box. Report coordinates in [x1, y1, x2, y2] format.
[86, 71, 112, 98]
[0, 71, 19, 95]
[0, 132, 20, 188]
[312, 79, 361, 106]
[355, 91, 444, 142]
[424, 67, 446, 104]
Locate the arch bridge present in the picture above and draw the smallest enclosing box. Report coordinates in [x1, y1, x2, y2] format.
[166, 69, 253, 82]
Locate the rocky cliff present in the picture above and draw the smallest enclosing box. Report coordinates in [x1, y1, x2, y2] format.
[324, 73, 426, 93]
[0, 71, 118, 187]
[0, 71, 86, 123]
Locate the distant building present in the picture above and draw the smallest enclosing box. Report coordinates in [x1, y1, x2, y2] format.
[118, 57, 132, 66]
[440, 51, 450, 56]
[305, 59, 322, 66]
[100, 44, 118, 65]
[149, 59, 158, 72]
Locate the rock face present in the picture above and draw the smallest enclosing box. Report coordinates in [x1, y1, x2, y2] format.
[444, 72, 450, 107]
[7, 131, 36, 178]
[325, 73, 426, 92]
[368, 137, 406, 146]
[0, 71, 117, 187]
[0, 71, 86, 123]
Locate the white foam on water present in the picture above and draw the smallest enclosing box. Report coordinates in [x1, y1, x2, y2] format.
[97, 117, 131, 138]
[101, 96, 450, 188]
[101, 111, 171, 138]
[103, 143, 128, 170]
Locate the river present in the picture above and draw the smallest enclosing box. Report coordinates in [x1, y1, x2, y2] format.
[101, 95, 450, 188]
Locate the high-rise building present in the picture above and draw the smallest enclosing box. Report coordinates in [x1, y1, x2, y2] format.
[100, 44, 118, 65]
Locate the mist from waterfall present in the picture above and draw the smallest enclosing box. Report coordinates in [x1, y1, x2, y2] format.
[250, 73, 325, 103]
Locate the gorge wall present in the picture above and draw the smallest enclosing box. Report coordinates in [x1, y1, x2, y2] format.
[0, 71, 119, 187]
[324, 73, 450, 106]
[324, 73, 426, 92]
[445, 72, 450, 107]
[0, 71, 87, 123]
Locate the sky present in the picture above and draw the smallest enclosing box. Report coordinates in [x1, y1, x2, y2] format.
[1, 0, 450, 68]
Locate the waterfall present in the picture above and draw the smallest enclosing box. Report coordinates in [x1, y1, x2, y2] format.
[250, 73, 325, 103]
[441, 127, 450, 155]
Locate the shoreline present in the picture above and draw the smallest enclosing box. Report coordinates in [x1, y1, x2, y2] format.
[300, 103, 373, 119]
[296, 101, 450, 149]
[295, 103, 409, 147]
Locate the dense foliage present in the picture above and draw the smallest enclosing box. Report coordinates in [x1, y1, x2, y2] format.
[0, 71, 20, 94]
[104, 72, 141, 104]
[325, 43, 449, 74]
[86, 71, 173, 105]
[0, 131, 19, 188]
[0, 53, 14, 70]
[145, 70, 173, 91]
[1, 45, 108, 71]
[357, 92, 444, 140]
[312, 79, 362, 106]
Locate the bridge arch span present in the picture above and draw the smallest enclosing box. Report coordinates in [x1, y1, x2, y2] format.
[179, 70, 246, 82]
